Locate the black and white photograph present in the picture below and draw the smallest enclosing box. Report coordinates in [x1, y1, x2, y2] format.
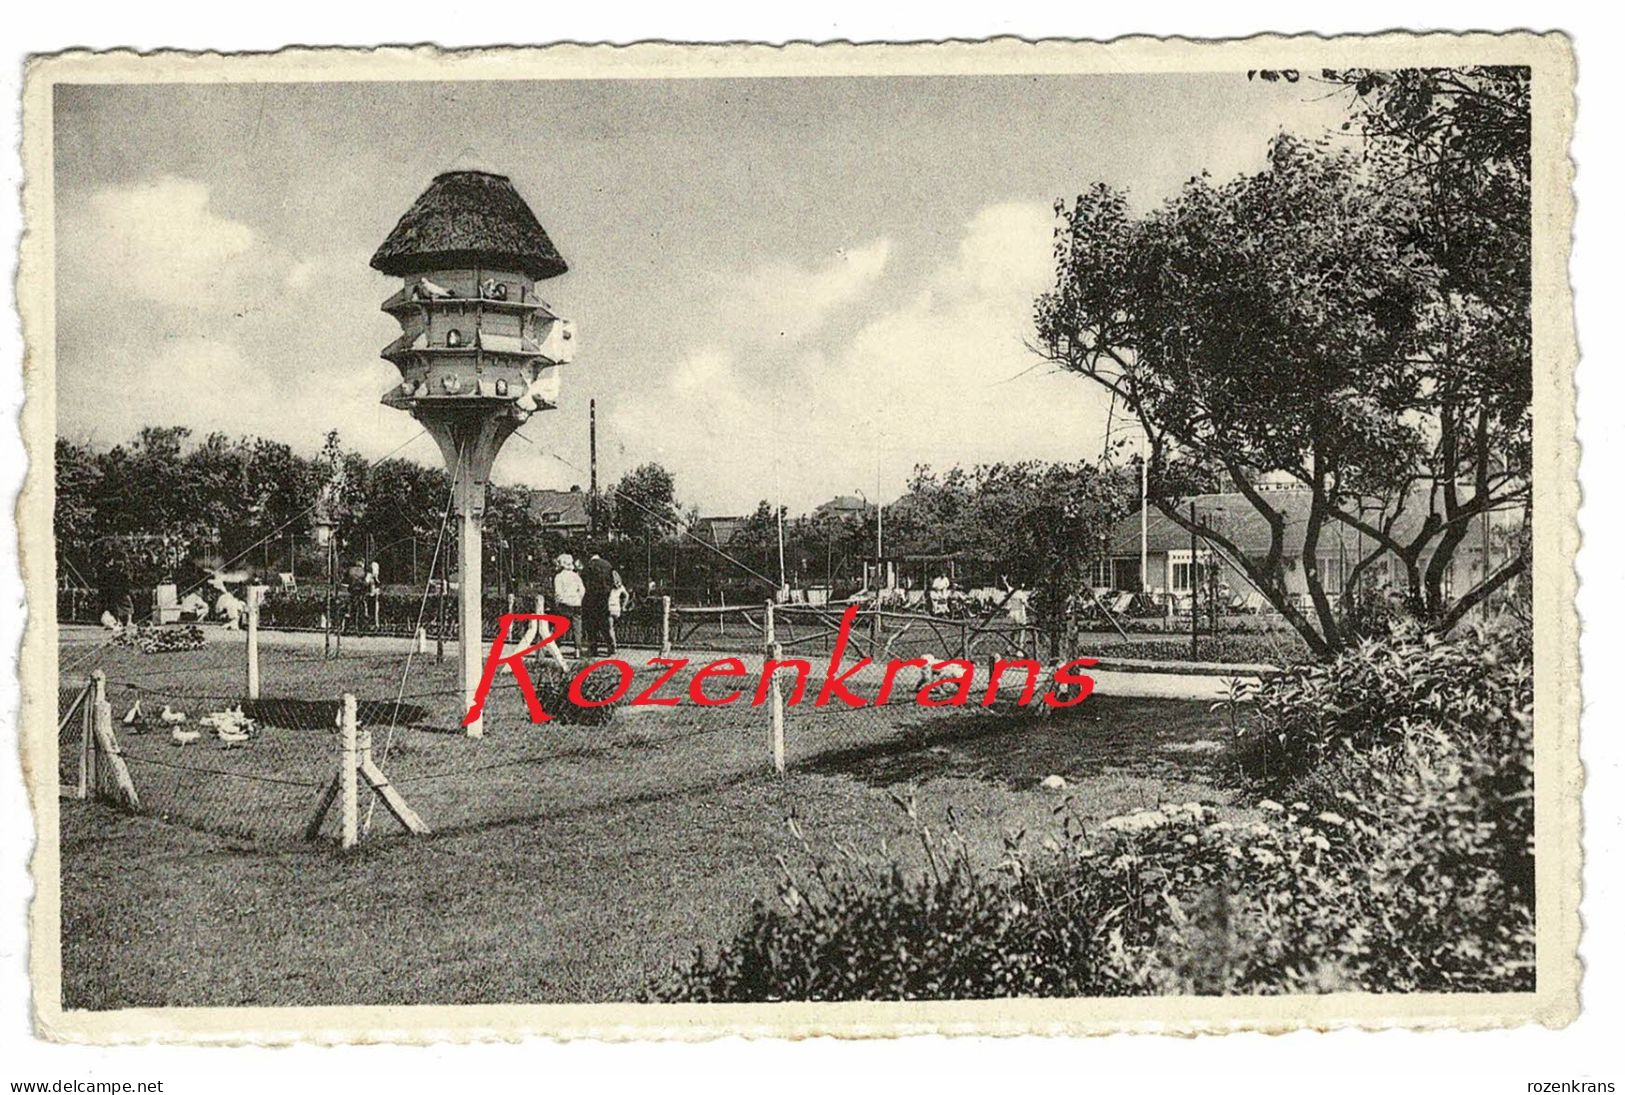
[15, 33, 1579, 1045]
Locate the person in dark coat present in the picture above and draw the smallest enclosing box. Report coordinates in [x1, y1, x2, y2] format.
[580, 549, 616, 658]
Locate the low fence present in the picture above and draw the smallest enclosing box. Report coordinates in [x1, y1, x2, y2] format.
[658, 601, 1045, 663]
[57, 596, 1103, 850]
[60, 584, 1311, 641]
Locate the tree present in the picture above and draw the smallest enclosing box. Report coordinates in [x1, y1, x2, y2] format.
[355, 457, 453, 582]
[311, 430, 370, 567]
[1322, 67, 1533, 623]
[884, 466, 975, 558]
[789, 508, 872, 591]
[731, 500, 788, 590]
[966, 462, 1133, 598]
[889, 461, 1131, 647]
[608, 462, 680, 544]
[182, 432, 257, 563]
[53, 438, 102, 582]
[1036, 95, 1530, 654]
[244, 438, 323, 556]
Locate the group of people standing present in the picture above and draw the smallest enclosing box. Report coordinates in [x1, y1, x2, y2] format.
[551, 549, 628, 660]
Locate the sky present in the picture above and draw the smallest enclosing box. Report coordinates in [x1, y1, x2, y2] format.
[52, 74, 1350, 515]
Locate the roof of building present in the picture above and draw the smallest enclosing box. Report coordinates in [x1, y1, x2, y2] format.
[371, 171, 569, 282]
[526, 487, 590, 529]
[1109, 489, 1376, 557]
[814, 494, 871, 517]
[695, 515, 745, 547]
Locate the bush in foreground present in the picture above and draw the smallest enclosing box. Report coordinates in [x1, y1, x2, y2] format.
[1228, 618, 1533, 801]
[656, 625, 1534, 1001]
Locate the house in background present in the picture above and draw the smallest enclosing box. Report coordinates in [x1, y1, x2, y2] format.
[525, 485, 591, 537]
[694, 515, 745, 549]
[1102, 485, 1524, 608]
[812, 494, 872, 522]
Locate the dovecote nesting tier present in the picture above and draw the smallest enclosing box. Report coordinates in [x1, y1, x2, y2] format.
[372, 170, 574, 416]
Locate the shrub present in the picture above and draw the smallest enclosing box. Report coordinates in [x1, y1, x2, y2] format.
[528, 661, 624, 726]
[1228, 618, 1533, 799]
[661, 763, 1532, 1000]
[1107, 634, 1303, 666]
[257, 589, 525, 638]
[658, 807, 1134, 1001]
[111, 624, 207, 653]
[659, 625, 1535, 1001]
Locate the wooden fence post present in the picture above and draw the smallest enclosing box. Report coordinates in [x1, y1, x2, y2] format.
[82, 672, 105, 799]
[245, 585, 264, 700]
[340, 693, 359, 850]
[532, 593, 567, 671]
[91, 692, 140, 810]
[764, 600, 776, 653]
[660, 596, 672, 657]
[358, 722, 429, 837]
[770, 641, 786, 775]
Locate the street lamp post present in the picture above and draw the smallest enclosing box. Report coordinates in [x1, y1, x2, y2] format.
[855, 487, 883, 645]
[854, 488, 883, 591]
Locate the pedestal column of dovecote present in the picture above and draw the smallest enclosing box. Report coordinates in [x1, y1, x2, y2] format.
[371, 170, 575, 737]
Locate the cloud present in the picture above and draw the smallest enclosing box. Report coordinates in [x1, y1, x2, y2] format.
[69, 176, 261, 305]
[64, 337, 263, 440]
[611, 202, 1113, 515]
[56, 181, 1109, 519]
[731, 238, 892, 344]
[798, 202, 1113, 497]
[56, 175, 409, 459]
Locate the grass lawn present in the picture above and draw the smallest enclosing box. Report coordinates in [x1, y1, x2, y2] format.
[57, 633, 1248, 1009]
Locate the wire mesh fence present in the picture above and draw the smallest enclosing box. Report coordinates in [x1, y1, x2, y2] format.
[57, 609, 1094, 851]
[660, 602, 1047, 662]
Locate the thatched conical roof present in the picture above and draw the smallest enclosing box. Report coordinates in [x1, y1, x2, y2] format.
[371, 170, 568, 281]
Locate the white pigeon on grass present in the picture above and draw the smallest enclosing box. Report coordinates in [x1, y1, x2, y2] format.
[908, 655, 940, 698]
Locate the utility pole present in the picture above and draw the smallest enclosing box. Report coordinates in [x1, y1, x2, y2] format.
[589, 398, 598, 539]
[876, 496, 884, 585]
[1140, 455, 1149, 592]
[1190, 500, 1199, 661]
[826, 526, 833, 598]
[776, 505, 786, 595]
